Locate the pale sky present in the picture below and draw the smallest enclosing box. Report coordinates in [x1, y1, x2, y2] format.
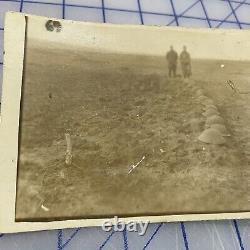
[27, 15, 250, 60]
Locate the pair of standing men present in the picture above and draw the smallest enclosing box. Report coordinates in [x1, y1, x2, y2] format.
[166, 46, 191, 78]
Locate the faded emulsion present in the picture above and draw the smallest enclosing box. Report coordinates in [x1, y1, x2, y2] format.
[12, 17, 250, 223]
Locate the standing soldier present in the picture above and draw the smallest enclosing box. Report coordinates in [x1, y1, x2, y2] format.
[180, 46, 191, 78]
[166, 46, 178, 78]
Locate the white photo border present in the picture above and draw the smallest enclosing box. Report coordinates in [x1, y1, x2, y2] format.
[0, 12, 249, 233]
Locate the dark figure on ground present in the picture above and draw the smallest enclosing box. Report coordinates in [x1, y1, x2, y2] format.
[180, 46, 192, 78]
[166, 46, 178, 78]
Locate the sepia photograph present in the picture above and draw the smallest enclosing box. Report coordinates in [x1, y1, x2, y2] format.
[0, 12, 249, 233]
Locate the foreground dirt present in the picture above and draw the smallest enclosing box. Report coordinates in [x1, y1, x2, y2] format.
[16, 47, 250, 221]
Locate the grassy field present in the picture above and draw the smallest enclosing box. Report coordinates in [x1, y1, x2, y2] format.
[16, 43, 250, 221]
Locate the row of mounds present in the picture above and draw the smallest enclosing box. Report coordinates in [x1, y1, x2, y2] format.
[184, 79, 230, 145]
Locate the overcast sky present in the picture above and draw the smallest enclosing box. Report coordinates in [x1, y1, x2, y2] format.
[27, 15, 250, 61]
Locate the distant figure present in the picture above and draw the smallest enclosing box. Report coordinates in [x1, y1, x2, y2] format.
[166, 46, 178, 78]
[180, 46, 191, 78]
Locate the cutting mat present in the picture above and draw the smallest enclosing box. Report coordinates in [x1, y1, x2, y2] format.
[0, 0, 249, 249]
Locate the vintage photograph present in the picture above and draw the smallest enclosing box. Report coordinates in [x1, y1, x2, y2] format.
[0, 13, 250, 232]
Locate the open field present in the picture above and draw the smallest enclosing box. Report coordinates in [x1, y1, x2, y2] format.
[16, 44, 250, 221]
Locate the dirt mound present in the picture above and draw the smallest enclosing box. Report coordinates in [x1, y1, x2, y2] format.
[209, 124, 229, 135]
[202, 104, 218, 111]
[206, 115, 224, 126]
[202, 108, 219, 117]
[203, 98, 214, 106]
[198, 128, 226, 145]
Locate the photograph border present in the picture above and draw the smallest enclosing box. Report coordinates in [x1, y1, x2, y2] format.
[0, 12, 249, 233]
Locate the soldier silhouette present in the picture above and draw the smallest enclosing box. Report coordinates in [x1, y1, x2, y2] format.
[180, 46, 192, 78]
[166, 46, 178, 78]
